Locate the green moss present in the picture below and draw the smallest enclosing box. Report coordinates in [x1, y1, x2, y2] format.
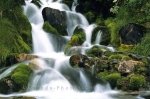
[108, 54, 130, 61]
[43, 21, 59, 35]
[64, 27, 86, 55]
[129, 74, 146, 90]
[117, 77, 129, 91]
[97, 72, 121, 88]
[11, 64, 33, 89]
[86, 46, 105, 57]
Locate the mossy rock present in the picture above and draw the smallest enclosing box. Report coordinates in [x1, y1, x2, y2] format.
[117, 74, 147, 91]
[86, 46, 103, 57]
[97, 72, 121, 89]
[11, 64, 33, 91]
[43, 21, 59, 35]
[64, 27, 86, 55]
[108, 54, 131, 61]
[128, 74, 146, 91]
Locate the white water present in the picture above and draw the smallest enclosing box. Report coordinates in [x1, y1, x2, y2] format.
[95, 30, 102, 44]
[0, 0, 117, 99]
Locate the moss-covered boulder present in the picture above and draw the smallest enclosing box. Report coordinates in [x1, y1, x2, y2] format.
[11, 64, 33, 91]
[86, 45, 109, 57]
[0, 64, 33, 94]
[117, 74, 147, 91]
[97, 72, 121, 89]
[43, 21, 59, 35]
[42, 7, 67, 36]
[69, 54, 93, 70]
[64, 27, 86, 55]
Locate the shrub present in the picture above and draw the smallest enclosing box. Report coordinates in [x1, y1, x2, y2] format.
[132, 33, 150, 56]
[129, 74, 146, 90]
[97, 72, 121, 89]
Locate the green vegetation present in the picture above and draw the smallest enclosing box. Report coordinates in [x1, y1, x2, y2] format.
[132, 33, 150, 56]
[129, 74, 146, 90]
[0, 0, 32, 64]
[43, 21, 59, 35]
[64, 27, 86, 55]
[97, 72, 121, 88]
[11, 64, 33, 90]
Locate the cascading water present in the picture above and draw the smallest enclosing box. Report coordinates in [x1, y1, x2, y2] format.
[0, 0, 119, 99]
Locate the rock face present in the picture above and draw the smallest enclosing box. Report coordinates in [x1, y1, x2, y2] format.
[119, 23, 145, 44]
[42, 7, 67, 35]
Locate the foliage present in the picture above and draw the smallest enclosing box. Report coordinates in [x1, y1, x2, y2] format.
[129, 74, 146, 90]
[11, 64, 33, 89]
[43, 21, 59, 35]
[118, 44, 134, 52]
[97, 72, 121, 88]
[132, 33, 150, 56]
[117, 77, 129, 91]
[0, 19, 31, 62]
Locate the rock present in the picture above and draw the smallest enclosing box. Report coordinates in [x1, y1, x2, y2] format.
[64, 27, 86, 55]
[118, 60, 143, 74]
[16, 53, 39, 62]
[69, 54, 93, 70]
[140, 91, 150, 99]
[65, 46, 83, 56]
[119, 23, 145, 44]
[91, 26, 110, 45]
[29, 58, 46, 72]
[42, 7, 67, 36]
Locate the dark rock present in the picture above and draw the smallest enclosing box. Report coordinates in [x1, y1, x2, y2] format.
[42, 7, 67, 36]
[140, 91, 150, 99]
[119, 23, 145, 44]
[69, 54, 93, 70]
[91, 26, 110, 45]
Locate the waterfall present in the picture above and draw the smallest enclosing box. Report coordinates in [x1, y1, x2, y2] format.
[95, 30, 102, 45]
[0, 0, 117, 99]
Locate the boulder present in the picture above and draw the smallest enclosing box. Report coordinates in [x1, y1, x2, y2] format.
[118, 60, 143, 74]
[16, 53, 39, 62]
[69, 54, 93, 70]
[42, 7, 67, 36]
[119, 23, 145, 44]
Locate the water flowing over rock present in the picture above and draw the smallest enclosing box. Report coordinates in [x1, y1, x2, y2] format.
[119, 23, 145, 45]
[42, 7, 67, 36]
[92, 26, 110, 45]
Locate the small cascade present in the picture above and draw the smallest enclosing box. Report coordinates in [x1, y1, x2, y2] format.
[82, 24, 97, 47]
[71, 0, 78, 12]
[95, 30, 102, 45]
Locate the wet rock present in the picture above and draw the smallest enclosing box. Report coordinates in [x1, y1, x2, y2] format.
[119, 23, 145, 44]
[91, 26, 110, 45]
[42, 7, 67, 36]
[140, 91, 150, 99]
[118, 60, 143, 74]
[69, 54, 93, 70]
[16, 53, 38, 62]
